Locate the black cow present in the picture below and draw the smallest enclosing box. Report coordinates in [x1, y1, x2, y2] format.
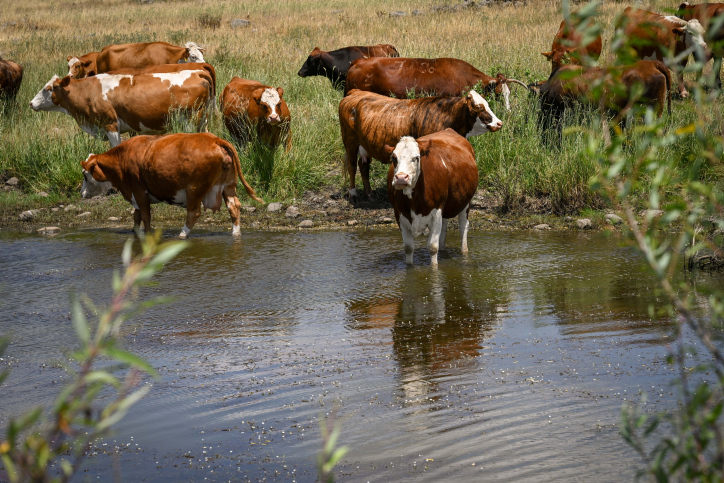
[297, 44, 399, 90]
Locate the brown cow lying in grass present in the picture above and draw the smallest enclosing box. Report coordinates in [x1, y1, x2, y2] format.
[80, 133, 264, 239]
[386, 129, 478, 266]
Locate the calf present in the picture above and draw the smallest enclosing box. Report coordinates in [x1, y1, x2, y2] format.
[616, 6, 708, 97]
[678, 2, 724, 89]
[542, 17, 603, 75]
[298, 44, 399, 90]
[386, 129, 479, 266]
[339, 89, 501, 201]
[66, 52, 99, 78]
[220, 78, 291, 151]
[532, 60, 671, 138]
[0, 56, 23, 101]
[80, 133, 264, 239]
[93, 41, 205, 74]
[344, 57, 528, 110]
[30, 70, 213, 147]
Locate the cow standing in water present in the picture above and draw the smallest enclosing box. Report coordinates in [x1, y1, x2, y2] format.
[298, 44, 399, 89]
[386, 129, 479, 266]
[80, 133, 264, 239]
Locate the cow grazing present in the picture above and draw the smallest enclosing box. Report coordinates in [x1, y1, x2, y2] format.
[615, 7, 708, 97]
[80, 133, 264, 239]
[339, 89, 501, 201]
[92, 41, 205, 74]
[30, 70, 213, 147]
[0, 56, 23, 101]
[298, 44, 399, 90]
[678, 2, 724, 89]
[344, 57, 528, 110]
[542, 17, 603, 75]
[66, 52, 99, 78]
[386, 129, 479, 266]
[532, 60, 672, 138]
[220, 78, 292, 151]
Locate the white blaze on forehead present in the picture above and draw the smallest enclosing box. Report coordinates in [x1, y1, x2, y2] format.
[686, 19, 707, 48]
[392, 136, 421, 197]
[152, 69, 200, 87]
[185, 42, 205, 63]
[68, 57, 80, 67]
[96, 74, 133, 100]
[467, 89, 502, 137]
[261, 88, 281, 117]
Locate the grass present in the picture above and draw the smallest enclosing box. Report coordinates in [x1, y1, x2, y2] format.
[0, 0, 722, 213]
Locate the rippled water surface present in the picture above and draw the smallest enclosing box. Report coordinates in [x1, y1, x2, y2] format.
[1, 227, 721, 481]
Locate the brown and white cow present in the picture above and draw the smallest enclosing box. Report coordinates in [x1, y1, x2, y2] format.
[385, 129, 479, 266]
[532, 60, 672, 137]
[542, 17, 603, 75]
[678, 2, 724, 89]
[66, 52, 99, 78]
[30, 70, 213, 147]
[220, 78, 292, 151]
[90, 41, 205, 75]
[298, 44, 399, 89]
[615, 7, 708, 97]
[344, 57, 527, 110]
[339, 88, 501, 201]
[0, 56, 23, 100]
[80, 133, 264, 239]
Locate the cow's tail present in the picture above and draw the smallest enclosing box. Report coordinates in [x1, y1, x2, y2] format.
[222, 141, 265, 204]
[204, 64, 217, 112]
[654, 60, 672, 116]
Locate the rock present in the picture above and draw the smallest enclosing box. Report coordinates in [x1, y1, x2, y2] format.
[19, 210, 35, 221]
[412, 9, 425, 15]
[534, 224, 550, 230]
[331, 9, 343, 14]
[137, 0, 154, 4]
[348, 220, 358, 226]
[108, 217, 120, 221]
[267, 202, 283, 212]
[389, 10, 407, 17]
[64, 204, 78, 212]
[230, 18, 251, 28]
[37, 226, 60, 234]
[51, 208, 59, 212]
[37, 191, 49, 198]
[640, 209, 664, 219]
[77, 212, 91, 217]
[298, 220, 313, 228]
[250, 221, 261, 228]
[605, 214, 623, 225]
[5, 177, 19, 186]
[285, 205, 300, 218]
[576, 218, 592, 229]
[243, 206, 256, 213]
[379, 217, 394, 224]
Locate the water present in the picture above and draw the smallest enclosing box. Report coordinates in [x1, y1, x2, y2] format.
[0, 227, 720, 481]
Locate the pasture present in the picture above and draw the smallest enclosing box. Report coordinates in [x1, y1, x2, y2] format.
[1, 0, 721, 215]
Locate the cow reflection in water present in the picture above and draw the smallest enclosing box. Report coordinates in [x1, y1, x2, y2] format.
[348, 266, 509, 414]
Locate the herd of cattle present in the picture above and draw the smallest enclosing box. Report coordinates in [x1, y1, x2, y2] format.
[0, 2, 721, 264]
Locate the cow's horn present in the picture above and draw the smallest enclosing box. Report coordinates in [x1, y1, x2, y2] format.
[505, 78, 530, 90]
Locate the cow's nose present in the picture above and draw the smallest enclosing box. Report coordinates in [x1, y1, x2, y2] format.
[489, 121, 503, 132]
[394, 173, 410, 186]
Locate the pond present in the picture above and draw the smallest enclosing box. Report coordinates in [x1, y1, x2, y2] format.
[0, 227, 719, 481]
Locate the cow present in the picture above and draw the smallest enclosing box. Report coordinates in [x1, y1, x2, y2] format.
[0, 56, 23, 101]
[30, 70, 213, 147]
[531, 60, 672, 139]
[66, 51, 99, 78]
[677, 2, 724, 89]
[542, 17, 603, 75]
[385, 129, 478, 266]
[344, 57, 528, 110]
[298, 44, 399, 90]
[80, 133, 264, 239]
[615, 6, 708, 97]
[339, 88, 501, 201]
[90, 41, 205, 74]
[220, 78, 292, 151]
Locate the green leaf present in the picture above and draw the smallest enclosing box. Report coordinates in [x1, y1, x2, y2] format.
[84, 371, 121, 389]
[104, 347, 157, 378]
[1, 454, 17, 482]
[96, 385, 151, 431]
[122, 238, 133, 268]
[71, 294, 90, 345]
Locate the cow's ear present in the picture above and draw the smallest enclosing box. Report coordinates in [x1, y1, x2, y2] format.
[382, 144, 395, 160]
[59, 76, 71, 87]
[82, 157, 106, 181]
[66, 55, 73, 62]
[276, 87, 284, 98]
[82, 59, 93, 68]
[417, 140, 431, 157]
[673, 26, 686, 36]
[252, 88, 265, 104]
[541, 51, 554, 60]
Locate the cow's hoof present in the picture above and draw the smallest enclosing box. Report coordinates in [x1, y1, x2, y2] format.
[178, 232, 188, 240]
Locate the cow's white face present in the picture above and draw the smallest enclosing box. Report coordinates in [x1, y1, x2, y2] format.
[67, 57, 80, 78]
[185, 42, 205, 63]
[467, 90, 503, 137]
[391, 136, 421, 197]
[30, 76, 61, 111]
[81, 155, 113, 197]
[260, 88, 282, 124]
[685, 19, 708, 53]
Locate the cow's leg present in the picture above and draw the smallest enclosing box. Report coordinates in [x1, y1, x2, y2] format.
[133, 208, 142, 235]
[427, 208, 443, 267]
[359, 157, 372, 198]
[439, 219, 448, 250]
[459, 206, 470, 255]
[223, 187, 242, 237]
[180, 201, 202, 239]
[106, 130, 122, 148]
[713, 57, 723, 91]
[399, 216, 415, 265]
[132, 192, 152, 235]
[675, 67, 689, 98]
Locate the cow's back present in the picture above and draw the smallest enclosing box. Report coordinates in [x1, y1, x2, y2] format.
[96, 42, 187, 73]
[0, 59, 23, 98]
[220, 78, 265, 119]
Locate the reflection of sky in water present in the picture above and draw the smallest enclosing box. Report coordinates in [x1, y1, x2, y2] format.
[0, 228, 721, 481]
